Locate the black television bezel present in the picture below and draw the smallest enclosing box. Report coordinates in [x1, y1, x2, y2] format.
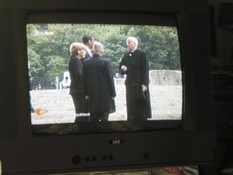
[0, 0, 215, 174]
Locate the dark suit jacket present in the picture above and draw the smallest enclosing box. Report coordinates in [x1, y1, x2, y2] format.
[69, 55, 83, 95]
[119, 49, 149, 87]
[83, 54, 116, 113]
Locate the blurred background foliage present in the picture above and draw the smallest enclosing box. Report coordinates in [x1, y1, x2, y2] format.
[27, 24, 180, 89]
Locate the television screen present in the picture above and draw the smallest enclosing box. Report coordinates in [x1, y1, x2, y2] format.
[27, 13, 183, 134]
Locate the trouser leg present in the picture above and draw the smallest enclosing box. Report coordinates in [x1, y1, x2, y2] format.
[90, 112, 109, 122]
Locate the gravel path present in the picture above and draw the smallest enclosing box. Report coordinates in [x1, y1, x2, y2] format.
[31, 83, 182, 124]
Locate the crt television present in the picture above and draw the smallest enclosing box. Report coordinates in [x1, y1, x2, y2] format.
[0, 0, 215, 174]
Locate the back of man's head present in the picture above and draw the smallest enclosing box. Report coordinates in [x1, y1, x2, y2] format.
[93, 42, 104, 55]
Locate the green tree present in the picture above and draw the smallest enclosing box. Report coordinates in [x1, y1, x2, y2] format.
[27, 23, 181, 89]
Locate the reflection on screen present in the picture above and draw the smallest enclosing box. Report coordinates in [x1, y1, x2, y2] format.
[27, 24, 182, 126]
[49, 165, 198, 175]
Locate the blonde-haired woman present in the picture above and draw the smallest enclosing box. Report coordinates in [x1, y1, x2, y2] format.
[69, 42, 90, 122]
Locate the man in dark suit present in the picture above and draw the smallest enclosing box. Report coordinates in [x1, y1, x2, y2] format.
[119, 37, 151, 121]
[83, 42, 116, 121]
[82, 34, 95, 60]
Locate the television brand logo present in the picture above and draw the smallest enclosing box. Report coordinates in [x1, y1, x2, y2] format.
[110, 139, 123, 145]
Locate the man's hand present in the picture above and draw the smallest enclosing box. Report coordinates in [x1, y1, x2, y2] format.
[142, 85, 147, 92]
[121, 65, 127, 72]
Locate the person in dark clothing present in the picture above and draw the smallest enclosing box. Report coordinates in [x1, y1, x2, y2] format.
[83, 42, 116, 122]
[82, 34, 95, 60]
[119, 37, 151, 121]
[69, 42, 90, 122]
[29, 71, 35, 113]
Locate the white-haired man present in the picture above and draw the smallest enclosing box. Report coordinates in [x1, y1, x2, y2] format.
[83, 42, 116, 121]
[119, 36, 151, 121]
